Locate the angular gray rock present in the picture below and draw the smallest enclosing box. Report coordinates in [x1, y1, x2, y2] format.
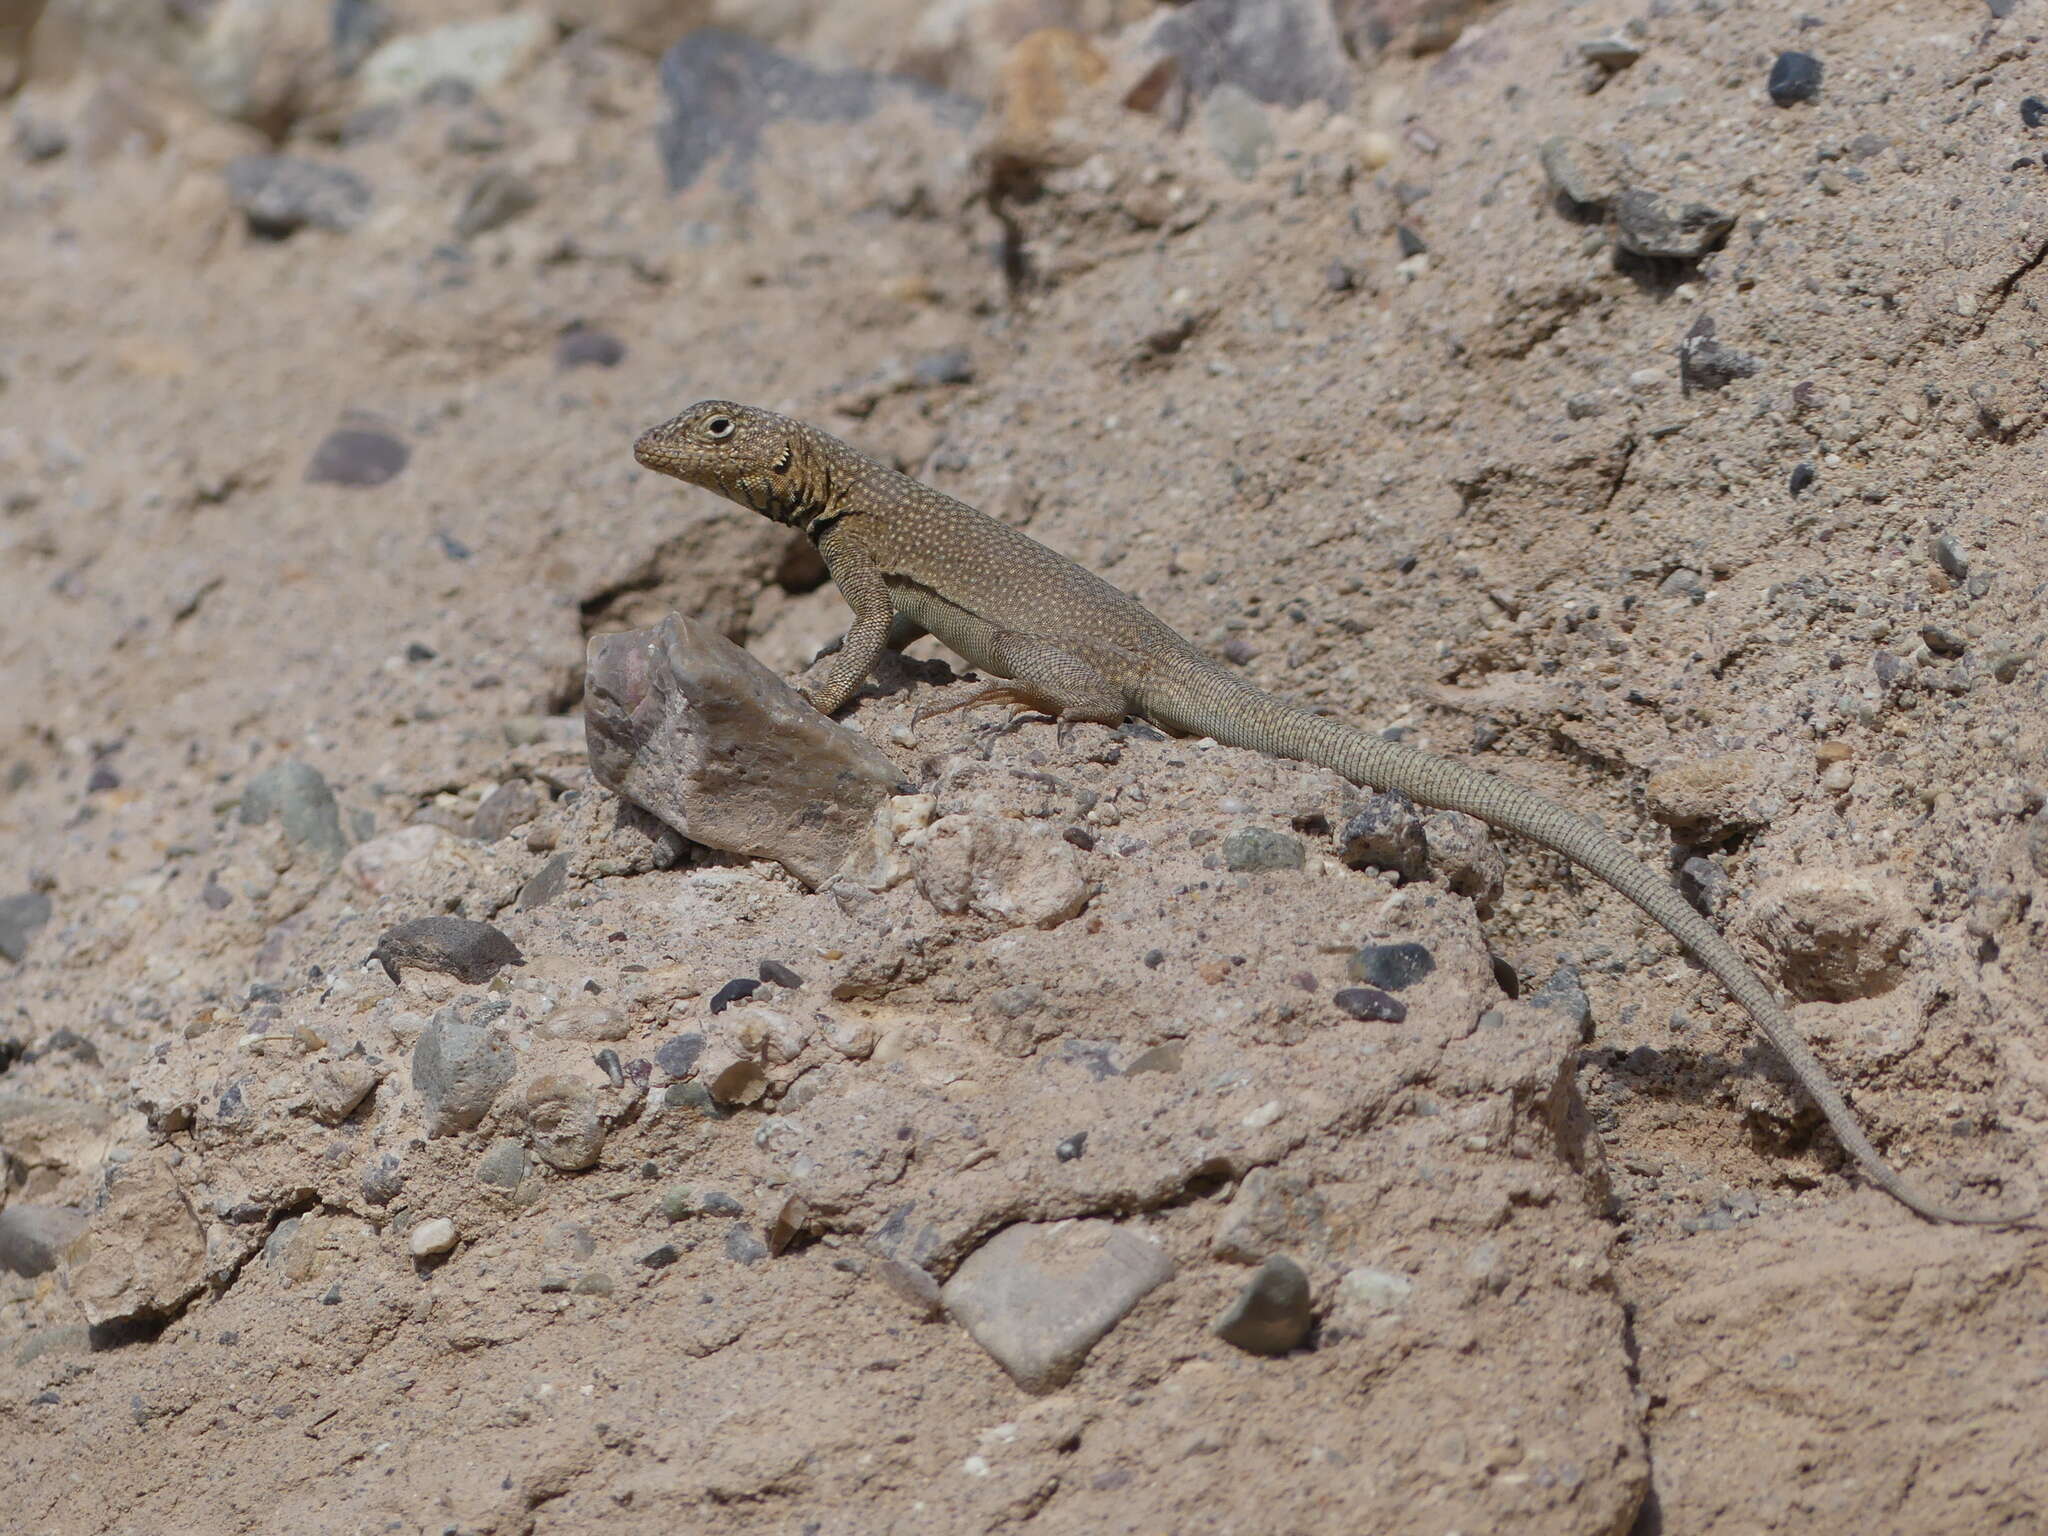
[225, 155, 371, 237]
[239, 760, 348, 865]
[0, 886, 53, 964]
[941, 1220, 1175, 1394]
[1150, 0, 1354, 109]
[655, 29, 977, 194]
[411, 1002, 517, 1136]
[1212, 1254, 1313, 1356]
[0, 1204, 86, 1278]
[584, 612, 903, 890]
[1615, 186, 1735, 260]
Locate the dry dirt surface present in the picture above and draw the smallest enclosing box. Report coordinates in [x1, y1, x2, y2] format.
[3, 1, 2047, 1533]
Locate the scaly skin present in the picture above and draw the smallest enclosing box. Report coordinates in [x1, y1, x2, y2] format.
[634, 399, 2032, 1226]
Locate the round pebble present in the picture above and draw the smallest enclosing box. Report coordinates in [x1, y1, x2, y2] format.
[1767, 50, 1822, 107]
[408, 1217, 458, 1257]
[1333, 986, 1407, 1023]
[1347, 942, 1436, 990]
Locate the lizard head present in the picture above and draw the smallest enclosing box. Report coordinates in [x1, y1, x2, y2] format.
[634, 401, 809, 523]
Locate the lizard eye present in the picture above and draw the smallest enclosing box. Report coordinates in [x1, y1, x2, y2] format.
[704, 415, 736, 440]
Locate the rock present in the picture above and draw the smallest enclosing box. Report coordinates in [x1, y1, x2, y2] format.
[305, 425, 408, 486]
[654, 28, 977, 194]
[1200, 83, 1272, 180]
[1148, 0, 1353, 110]
[1213, 1168, 1326, 1264]
[1527, 965, 1592, 1031]
[709, 977, 760, 1013]
[538, 1002, 630, 1041]
[62, 1149, 208, 1329]
[357, 11, 553, 106]
[14, 113, 69, 161]
[1333, 985, 1405, 1022]
[1614, 186, 1735, 261]
[1789, 462, 1816, 498]
[470, 779, 541, 840]
[225, 155, 371, 237]
[1347, 942, 1435, 990]
[0, 886, 52, 964]
[555, 327, 626, 369]
[239, 760, 348, 865]
[1422, 812, 1503, 910]
[585, 613, 903, 890]
[518, 852, 570, 909]
[1577, 34, 1641, 71]
[914, 814, 1093, 928]
[1221, 825, 1304, 873]
[1333, 1265, 1413, 1318]
[411, 1002, 517, 1136]
[699, 1048, 768, 1106]
[655, 1032, 705, 1077]
[371, 915, 525, 986]
[1124, 1042, 1183, 1076]
[874, 1255, 944, 1319]
[453, 166, 538, 238]
[0, 1204, 86, 1278]
[360, 1154, 404, 1206]
[1678, 315, 1760, 393]
[724, 1224, 768, 1265]
[407, 1217, 458, 1257]
[941, 1220, 1175, 1394]
[299, 1058, 379, 1124]
[187, 0, 340, 137]
[1646, 752, 1770, 841]
[1212, 1254, 1313, 1355]
[1744, 872, 1913, 1002]
[1539, 137, 1620, 213]
[1336, 793, 1427, 878]
[757, 958, 803, 989]
[476, 1138, 528, 1188]
[1767, 50, 1822, 107]
[1931, 533, 1970, 582]
[524, 1074, 608, 1171]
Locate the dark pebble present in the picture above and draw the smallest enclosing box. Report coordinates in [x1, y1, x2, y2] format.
[1527, 965, 1591, 1030]
[225, 155, 372, 237]
[470, 780, 540, 842]
[556, 327, 626, 369]
[1056, 1132, 1089, 1161]
[14, 115, 69, 162]
[640, 1243, 681, 1269]
[1336, 792, 1427, 878]
[1872, 650, 1905, 687]
[454, 167, 538, 239]
[1062, 826, 1096, 851]
[43, 1027, 98, 1064]
[306, 428, 409, 487]
[1788, 462, 1816, 497]
[518, 853, 570, 910]
[370, 915, 524, 985]
[404, 640, 438, 662]
[434, 530, 472, 560]
[1324, 261, 1355, 292]
[1395, 224, 1427, 258]
[1143, 948, 1165, 968]
[700, 1191, 743, 1217]
[1211, 1254, 1313, 1356]
[2025, 96, 2048, 129]
[1333, 986, 1407, 1022]
[911, 345, 974, 387]
[1767, 51, 1822, 107]
[1920, 624, 1968, 658]
[359, 1154, 404, 1206]
[1221, 638, 1257, 665]
[709, 978, 760, 1013]
[0, 888, 52, 964]
[86, 762, 120, 793]
[724, 1225, 768, 1265]
[1347, 941, 1436, 990]
[320, 1284, 342, 1305]
[655, 1032, 706, 1077]
[757, 958, 804, 989]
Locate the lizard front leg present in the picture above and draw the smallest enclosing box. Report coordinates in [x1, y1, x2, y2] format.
[807, 527, 898, 716]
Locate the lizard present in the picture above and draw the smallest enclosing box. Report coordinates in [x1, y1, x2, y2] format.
[632, 399, 2032, 1227]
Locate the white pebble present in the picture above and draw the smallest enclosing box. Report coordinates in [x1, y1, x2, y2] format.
[408, 1217, 458, 1257]
[1240, 1099, 1285, 1129]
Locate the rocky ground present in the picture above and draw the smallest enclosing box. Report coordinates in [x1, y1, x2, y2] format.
[2, 1, 2046, 1532]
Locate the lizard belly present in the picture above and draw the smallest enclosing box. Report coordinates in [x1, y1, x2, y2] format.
[890, 581, 1010, 677]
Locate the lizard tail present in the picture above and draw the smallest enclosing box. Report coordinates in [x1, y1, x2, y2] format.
[1164, 674, 2033, 1226]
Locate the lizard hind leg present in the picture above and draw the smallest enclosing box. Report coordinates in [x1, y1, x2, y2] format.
[913, 633, 1129, 730]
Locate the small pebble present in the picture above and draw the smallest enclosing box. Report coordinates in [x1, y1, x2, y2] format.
[1932, 532, 1970, 580]
[1347, 942, 1436, 990]
[655, 1032, 706, 1077]
[1222, 827, 1305, 872]
[555, 327, 626, 368]
[640, 1243, 681, 1269]
[1056, 1132, 1088, 1162]
[1789, 462, 1816, 497]
[1767, 50, 1823, 107]
[1333, 986, 1407, 1023]
[724, 1225, 769, 1265]
[757, 958, 804, 989]
[453, 167, 538, 238]
[307, 428, 409, 487]
[1211, 1254, 1313, 1356]
[408, 1217, 458, 1257]
[225, 155, 372, 237]
[2024, 96, 2048, 129]
[709, 977, 760, 1013]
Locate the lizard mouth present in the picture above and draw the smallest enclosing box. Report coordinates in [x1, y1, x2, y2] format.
[631, 429, 676, 473]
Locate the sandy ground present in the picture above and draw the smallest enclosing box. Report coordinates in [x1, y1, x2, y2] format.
[2, 1, 2046, 1532]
